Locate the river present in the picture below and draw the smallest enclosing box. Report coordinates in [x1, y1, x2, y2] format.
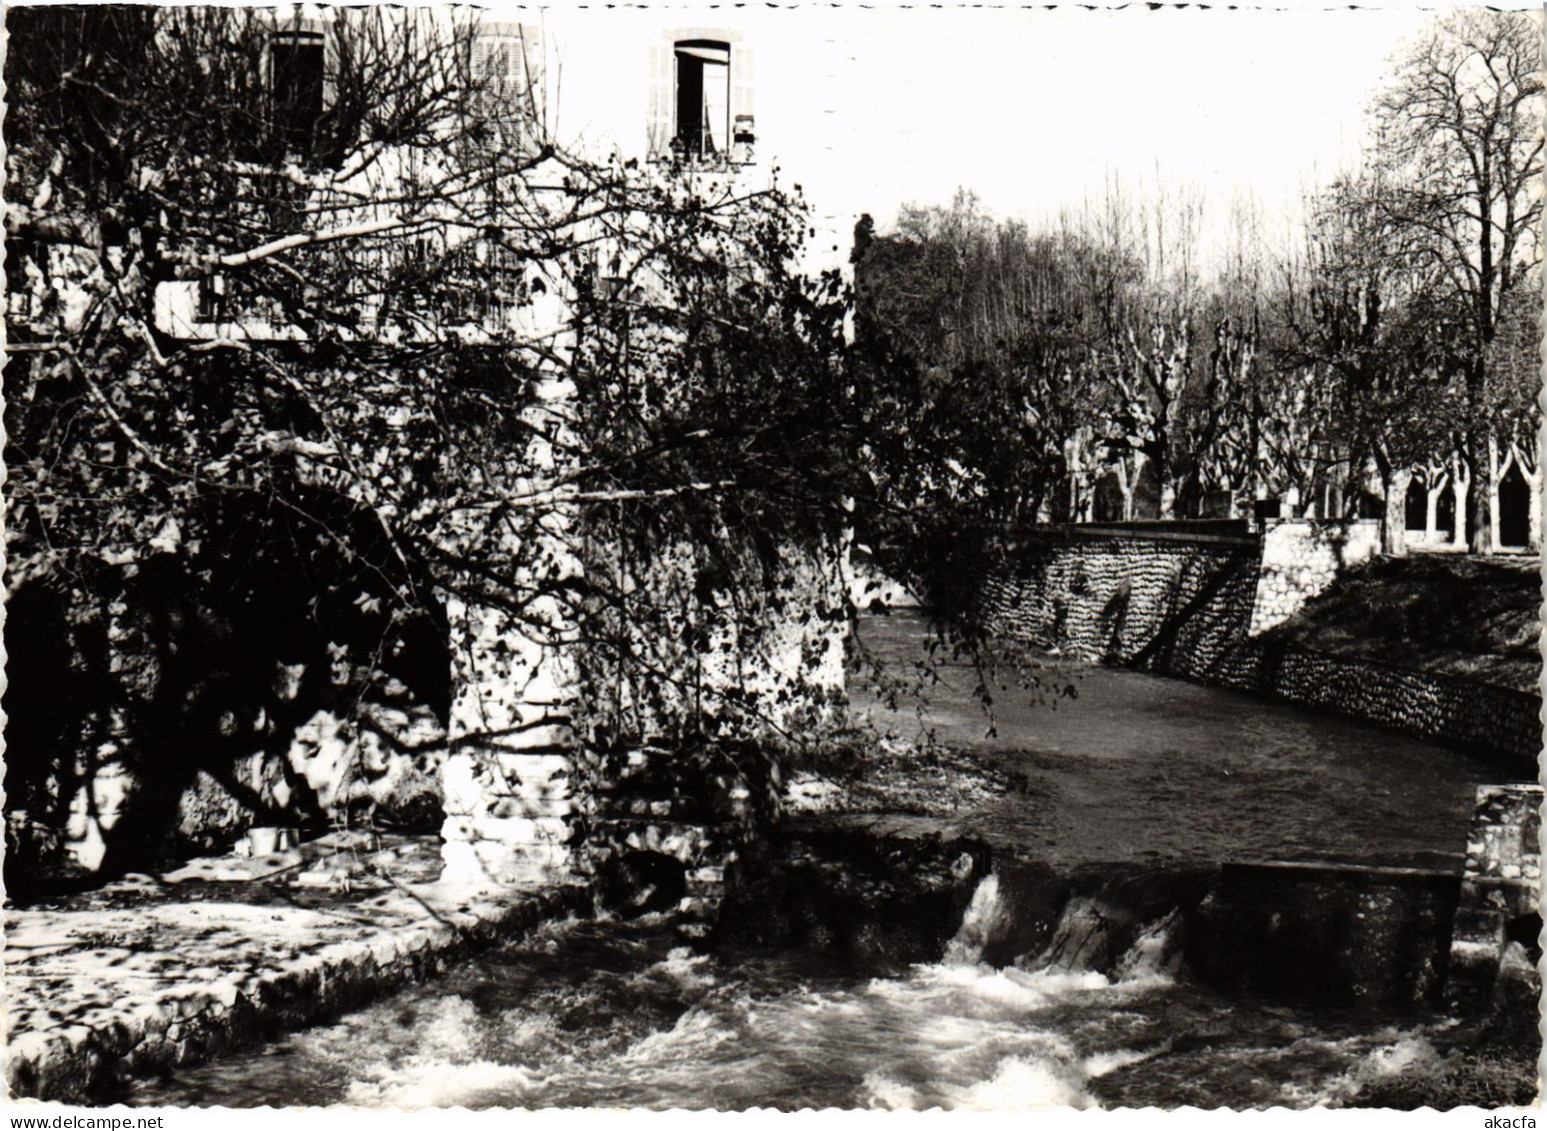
[122, 613, 1524, 1109]
[850, 611, 1507, 871]
[126, 874, 1466, 1110]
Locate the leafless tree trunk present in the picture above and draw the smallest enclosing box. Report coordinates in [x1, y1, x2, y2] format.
[1417, 458, 1450, 544]
[1450, 450, 1472, 548]
[1373, 449, 1410, 556]
[1486, 433, 1504, 553]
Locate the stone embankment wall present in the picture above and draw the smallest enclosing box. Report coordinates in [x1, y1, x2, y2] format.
[1249, 520, 1380, 634]
[973, 521, 1539, 767]
[975, 527, 1263, 679]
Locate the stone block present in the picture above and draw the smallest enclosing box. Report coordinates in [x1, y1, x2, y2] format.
[438, 838, 575, 888]
[1446, 783, 1543, 1014]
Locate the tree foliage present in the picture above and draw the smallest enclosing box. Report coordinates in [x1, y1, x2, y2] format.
[850, 11, 1542, 555]
[2, 5, 866, 876]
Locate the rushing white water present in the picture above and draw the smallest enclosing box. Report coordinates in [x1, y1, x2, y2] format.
[942, 872, 1012, 966]
[126, 877, 1462, 1110]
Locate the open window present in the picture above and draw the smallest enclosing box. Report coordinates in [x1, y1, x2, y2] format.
[271, 23, 325, 159]
[649, 33, 753, 165]
[196, 274, 227, 323]
[673, 40, 729, 160]
[5, 236, 47, 322]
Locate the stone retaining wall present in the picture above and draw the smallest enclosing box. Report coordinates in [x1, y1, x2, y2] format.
[974, 528, 1262, 677]
[1447, 784, 1543, 1018]
[1251, 519, 1381, 634]
[1233, 645, 1540, 766]
[973, 524, 1539, 767]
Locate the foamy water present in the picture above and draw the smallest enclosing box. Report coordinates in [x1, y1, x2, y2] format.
[125, 875, 1453, 1110]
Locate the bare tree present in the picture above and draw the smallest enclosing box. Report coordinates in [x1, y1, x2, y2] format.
[1370, 9, 1544, 552]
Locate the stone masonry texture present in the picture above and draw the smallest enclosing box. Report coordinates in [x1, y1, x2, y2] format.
[971, 523, 1540, 768]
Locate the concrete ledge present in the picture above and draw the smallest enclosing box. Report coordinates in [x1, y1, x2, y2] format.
[1187, 860, 1462, 1007]
[5, 856, 590, 1104]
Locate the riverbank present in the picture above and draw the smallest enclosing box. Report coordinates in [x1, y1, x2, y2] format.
[7, 613, 1536, 1108]
[4, 832, 587, 1103]
[1272, 553, 1540, 694]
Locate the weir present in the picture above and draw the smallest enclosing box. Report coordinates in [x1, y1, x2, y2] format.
[10, 781, 1535, 1107]
[113, 803, 1539, 1110]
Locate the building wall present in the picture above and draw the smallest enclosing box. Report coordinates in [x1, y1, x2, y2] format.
[534, 8, 861, 274]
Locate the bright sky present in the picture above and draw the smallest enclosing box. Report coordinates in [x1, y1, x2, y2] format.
[818, 6, 1438, 250]
[509, 3, 1492, 269]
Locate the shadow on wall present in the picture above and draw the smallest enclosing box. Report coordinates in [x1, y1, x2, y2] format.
[1126, 552, 1255, 677]
[3, 493, 450, 898]
[973, 526, 1539, 767]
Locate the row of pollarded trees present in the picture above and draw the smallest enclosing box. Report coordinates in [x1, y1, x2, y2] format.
[852, 9, 1542, 557]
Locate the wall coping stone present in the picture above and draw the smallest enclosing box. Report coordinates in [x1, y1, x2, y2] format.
[1006, 525, 1262, 549]
[4, 835, 590, 1104]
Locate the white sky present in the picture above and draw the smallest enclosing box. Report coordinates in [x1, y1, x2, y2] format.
[823, 7, 1436, 247]
[505, 3, 1484, 269]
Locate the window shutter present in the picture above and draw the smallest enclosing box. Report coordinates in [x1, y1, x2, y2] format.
[730, 42, 755, 165]
[647, 43, 671, 162]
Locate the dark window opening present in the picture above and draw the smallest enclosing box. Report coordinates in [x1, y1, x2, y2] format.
[673, 40, 729, 161]
[272, 29, 324, 159]
[6, 237, 46, 319]
[197, 275, 227, 322]
[1499, 461, 1531, 547]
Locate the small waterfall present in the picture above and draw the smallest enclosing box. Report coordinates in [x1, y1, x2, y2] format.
[1114, 909, 1184, 981]
[945, 871, 1193, 978]
[943, 874, 1011, 966]
[1034, 896, 1114, 972]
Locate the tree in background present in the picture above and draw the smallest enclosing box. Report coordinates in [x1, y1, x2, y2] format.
[851, 10, 1542, 555]
[1368, 8, 1543, 552]
[1279, 173, 1464, 555]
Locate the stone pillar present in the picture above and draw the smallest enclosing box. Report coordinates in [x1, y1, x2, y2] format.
[1248, 518, 1380, 636]
[439, 368, 584, 890]
[440, 592, 579, 888]
[1446, 783, 1542, 1016]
